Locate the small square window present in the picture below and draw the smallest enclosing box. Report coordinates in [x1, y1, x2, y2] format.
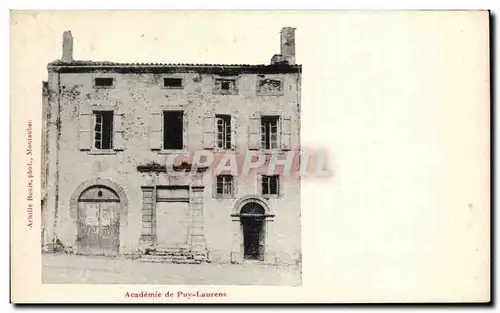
[94, 77, 114, 88]
[213, 78, 237, 95]
[221, 81, 230, 90]
[163, 78, 183, 88]
[216, 175, 234, 197]
[262, 175, 279, 196]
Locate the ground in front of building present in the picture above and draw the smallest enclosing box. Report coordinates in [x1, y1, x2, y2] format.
[42, 254, 301, 286]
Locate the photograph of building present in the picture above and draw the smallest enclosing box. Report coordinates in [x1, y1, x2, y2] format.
[41, 27, 302, 285]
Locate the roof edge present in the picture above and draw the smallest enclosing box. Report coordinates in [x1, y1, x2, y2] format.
[47, 61, 302, 74]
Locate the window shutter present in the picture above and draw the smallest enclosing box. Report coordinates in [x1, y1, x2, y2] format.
[281, 116, 292, 151]
[248, 116, 261, 150]
[230, 115, 237, 150]
[149, 112, 162, 150]
[232, 176, 238, 197]
[212, 175, 218, 198]
[78, 112, 92, 150]
[257, 174, 263, 195]
[203, 115, 215, 150]
[113, 113, 125, 150]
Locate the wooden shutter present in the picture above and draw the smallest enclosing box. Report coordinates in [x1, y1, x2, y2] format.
[203, 115, 215, 150]
[281, 116, 291, 151]
[248, 116, 261, 150]
[257, 173, 263, 195]
[113, 113, 125, 150]
[78, 112, 92, 150]
[232, 175, 238, 197]
[149, 112, 162, 150]
[230, 115, 237, 150]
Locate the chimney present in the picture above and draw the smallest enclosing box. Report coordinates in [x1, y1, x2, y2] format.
[271, 27, 296, 65]
[280, 27, 295, 65]
[61, 31, 73, 62]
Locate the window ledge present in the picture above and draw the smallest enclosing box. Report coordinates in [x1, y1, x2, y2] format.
[251, 149, 290, 155]
[256, 92, 284, 96]
[262, 194, 280, 199]
[212, 148, 236, 153]
[212, 91, 238, 95]
[160, 86, 184, 90]
[88, 150, 119, 155]
[214, 194, 236, 199]
[157, 149, 188, 155]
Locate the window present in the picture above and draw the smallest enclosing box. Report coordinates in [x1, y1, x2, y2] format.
[163, 111, 184, 150]
[216, 115, 231, 150]
[93, 111, 113, 150]
[221, 81, 230, 91]
[216, 175, 234, 196]
[257, 78, 283, 95]
[261, 116, 279, 150]
[262, 175, 279, 196]
[213, 78, 237, 95]
[94, 77, 114, 88]
[163, 78, 183, 88]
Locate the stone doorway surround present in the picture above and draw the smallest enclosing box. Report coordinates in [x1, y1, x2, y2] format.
[69, 177, 128, 254]
[230, 195, 275, 264]
[137, 162, 208, 256]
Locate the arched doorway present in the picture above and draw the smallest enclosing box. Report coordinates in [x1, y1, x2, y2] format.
[240, 202, 266, 260]
[77, 185, 120, 255]
[231, 195, 274, 263]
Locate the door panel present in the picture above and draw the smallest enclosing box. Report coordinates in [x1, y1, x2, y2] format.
[77, 201, 119, 255]
[156, 201, 189, 247]
[78, 202, 100, 255]
[98, 202, 119, 254]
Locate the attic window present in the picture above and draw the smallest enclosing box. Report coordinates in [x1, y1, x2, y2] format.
[94, 77, 114, 88]
[213, 78, 238, 95]
[163, 78, 183, 88]
[221, 81, 230, 91]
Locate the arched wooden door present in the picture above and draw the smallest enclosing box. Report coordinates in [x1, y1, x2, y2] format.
[77, 185, 120, 255]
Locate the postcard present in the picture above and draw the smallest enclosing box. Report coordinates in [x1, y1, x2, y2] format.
[10, 10, 490, 303]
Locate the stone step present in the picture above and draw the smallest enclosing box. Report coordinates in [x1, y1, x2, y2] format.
[147, 251, 191, 256]
[141, 254, 191, 261]
[140, 256, 202, 264]
[139, 257, 174, 263]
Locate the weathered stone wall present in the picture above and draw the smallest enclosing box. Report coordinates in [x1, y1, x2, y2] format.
[45, 70, 301, 264]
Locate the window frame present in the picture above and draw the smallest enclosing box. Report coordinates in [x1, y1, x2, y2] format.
[212, 76, 239, 95]
[162, 110, 185, 151]
[93, 77, 115, 89]
[260, 174, 281, 198]
[261, 115, 280, 151]
[214, 174, 236, 198]
[161, 77, 184, 89]
[215, 114, 232, 150]
[156, 107, 188, 154]
[91, 110, 115, 153]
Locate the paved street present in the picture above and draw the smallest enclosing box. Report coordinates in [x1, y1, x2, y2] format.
[42, 254, 301, 286]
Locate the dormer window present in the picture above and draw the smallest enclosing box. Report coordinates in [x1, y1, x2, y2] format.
[94, 77, 114, 88]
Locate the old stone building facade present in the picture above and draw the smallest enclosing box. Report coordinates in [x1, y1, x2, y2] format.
[41, 28, 301, 265]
